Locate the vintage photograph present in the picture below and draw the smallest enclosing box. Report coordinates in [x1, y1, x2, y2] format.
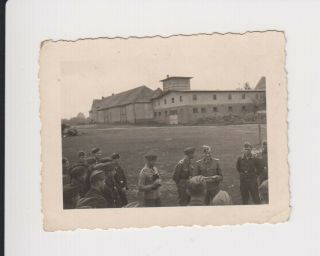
[40, 31, 288, 229]
[61, 37, 268, 209]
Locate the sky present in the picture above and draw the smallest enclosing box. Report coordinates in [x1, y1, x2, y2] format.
[58, 32, 285, 118]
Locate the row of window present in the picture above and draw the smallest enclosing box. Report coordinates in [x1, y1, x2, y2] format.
[158, 93, 264, 105]
[154, 105, 248, 117]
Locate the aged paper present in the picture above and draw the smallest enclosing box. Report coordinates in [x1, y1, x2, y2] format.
[40, 31, 289, 231]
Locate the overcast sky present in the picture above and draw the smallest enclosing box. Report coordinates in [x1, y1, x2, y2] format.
[59, 32, 284, 118]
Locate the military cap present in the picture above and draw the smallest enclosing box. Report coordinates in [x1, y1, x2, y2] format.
[78, 151, 86, 157]
[184, 147, 195, 155]
[90, 170, 106, 184]
[100, 157, 112, 163]
[86, 156, 96, 165]
[202, 145, 212, 153]
[111, 153, 120, 160]
[144, 150, 157, 159]
[243, 142, 252, 149]
[91, 147, 101, 154]
[69, 164, 87, 177]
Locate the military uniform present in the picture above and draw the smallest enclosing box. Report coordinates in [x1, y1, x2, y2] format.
[69, 164, 89, 197]
[114, 163, 128, 206]
[103, 175, 122, 208]
[77, 187, 108, 209]
[138, 166, 161, 207]
[63, 183, 80, 209]
[173, 157, 194, 206]
[195, 157, 223, 205]
[236, 155, 261, 204]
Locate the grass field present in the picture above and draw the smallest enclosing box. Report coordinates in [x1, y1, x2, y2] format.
[62, 124, 267, 206]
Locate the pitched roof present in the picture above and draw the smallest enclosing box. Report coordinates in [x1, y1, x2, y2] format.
[98, 85, 155, 110]
[90, 99, 103, 111]
[255, 76, 266, 90]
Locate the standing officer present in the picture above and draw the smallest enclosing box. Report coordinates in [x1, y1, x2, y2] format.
[111, 153, 128, 207]
[138, 150, 162, 207]
[236, 142, 261, 204]
[195, 145, 223, 205]
[173, 147, 196, 206]
[77, 170, 108, 209]
[101, 162, 122, 208]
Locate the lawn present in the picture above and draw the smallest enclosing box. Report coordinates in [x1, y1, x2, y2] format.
[62, 124, 267, 206]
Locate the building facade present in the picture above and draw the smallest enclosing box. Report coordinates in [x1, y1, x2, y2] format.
[89, 75, 266, 125]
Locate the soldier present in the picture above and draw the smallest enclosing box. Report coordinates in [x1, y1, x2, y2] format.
[111, 153, 129, 207]
[236, 142, 262, 205]
[102, 162, 122, 208]
[63, 183, 80, 209]
[91, 147, 102, 164]
[85, 156, 99, 189]
[195, 145, 223, 205]
[69, 164, 89, 197]
[187, 176, 207, 206]
[77, 151, 87, 164]
[77, 170, 108, 209]
[62, 157, 71, 185]
[138, 151, 162, 207]
[173, 147, 196, 206]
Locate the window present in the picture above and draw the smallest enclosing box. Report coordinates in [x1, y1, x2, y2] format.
[213, 94, 217, 100]
[180, 96, 183, 102]
[228, 106, 233, 112]
[213, 107, 218, 112]
[164, 99, 167, 104]
[228, 94, 232, 100]
[165, 111, 168, 116]
[193, 108, 198, 114]
[158, 100, 160, 106]
[193, 94, 197, 101]
[154, 112, 157, 117]
[255, 93, 259, 99]
[260, 94, 264, 100]
[242, 93, 246, 99]
[171, 97, 175, 103]
[158, 112, 161, 117]
[201, 108, 206, 113]
[242, 106, 246, 111]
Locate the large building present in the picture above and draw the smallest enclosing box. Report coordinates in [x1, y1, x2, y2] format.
[89, 76, 266, 124]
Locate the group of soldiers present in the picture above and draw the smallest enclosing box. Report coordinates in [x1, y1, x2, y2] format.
[62, 141, 268, 209]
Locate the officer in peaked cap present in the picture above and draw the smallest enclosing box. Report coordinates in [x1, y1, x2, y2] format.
[102, 162, 121, 208]
[236, 141, 262, 205]
[138, 150, 162, 207]
[111, 153, 129, 207]
[195, 145, 223, 205]
[69, 164, 89, 196]
[77, 170, 108, 209]
[173, 146, 196, 206]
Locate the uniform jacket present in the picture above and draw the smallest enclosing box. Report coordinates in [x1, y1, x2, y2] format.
[114, 163, 128, 189]
[173, 157, 194, 185]
[236, 154, 262, 179]
[104, 176, 121, 208]
[195, 157, 223, 191]
[138, 165, 161, 200]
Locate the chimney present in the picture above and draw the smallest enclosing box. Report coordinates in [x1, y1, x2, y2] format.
[166, 74, 169, 78]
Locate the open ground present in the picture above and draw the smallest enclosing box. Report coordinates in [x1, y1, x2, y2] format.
[62, 124, 267, 206]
